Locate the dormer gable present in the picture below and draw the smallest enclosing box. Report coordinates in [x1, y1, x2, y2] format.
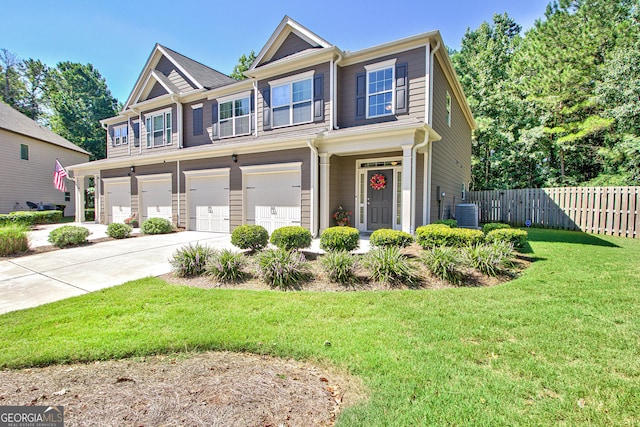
[251, 15, 333, 69]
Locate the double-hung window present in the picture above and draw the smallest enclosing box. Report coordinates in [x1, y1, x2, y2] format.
[20, 144, 29, 160]
[446, 91, 452, 127]
[145, 110, 172, 147]
[113, 125, 128, 146]
[365, 59, 396, 118]
[219, 95, 250, 138]
[270, 71, 313, 128]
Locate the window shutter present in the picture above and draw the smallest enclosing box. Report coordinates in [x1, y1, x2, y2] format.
[355, 72, 366, 120]
[211, 102, 219, 140]
[193, 107, 203, 136]
[109, 126, 115, 146]
[395, 62, 408, 114]
[313, 74, 324, 122]
[250, 93, 255, 133]
[262, 87, 271, 130]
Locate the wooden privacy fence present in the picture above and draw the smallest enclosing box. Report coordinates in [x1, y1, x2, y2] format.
[468, 187, 640, 238]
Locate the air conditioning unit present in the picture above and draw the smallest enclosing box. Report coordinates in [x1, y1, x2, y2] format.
[456, 203, 479, 229]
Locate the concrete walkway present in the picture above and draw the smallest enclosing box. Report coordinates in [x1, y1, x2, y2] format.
[0, 224, 234, 315]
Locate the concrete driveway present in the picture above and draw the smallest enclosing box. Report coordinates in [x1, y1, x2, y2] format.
[0, 224, 234, 315]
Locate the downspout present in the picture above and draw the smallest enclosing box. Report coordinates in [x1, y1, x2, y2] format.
[332, 53, 343, 130]
[253, 80, 259, 137]
[306, 139, 319, 237]
[424, 40, 441, 225]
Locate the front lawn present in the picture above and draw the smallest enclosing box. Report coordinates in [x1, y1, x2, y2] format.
[0, 228, 638, 425]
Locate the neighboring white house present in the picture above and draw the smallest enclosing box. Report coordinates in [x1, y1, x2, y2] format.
[0, 102, 90, 216]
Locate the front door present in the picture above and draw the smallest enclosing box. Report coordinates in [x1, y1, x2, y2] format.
[367, 169, 393, 230]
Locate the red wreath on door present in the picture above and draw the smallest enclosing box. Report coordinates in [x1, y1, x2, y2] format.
[370, 173, 387, 190]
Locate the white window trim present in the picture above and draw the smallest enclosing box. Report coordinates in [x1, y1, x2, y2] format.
[183, 168, 231, 178]
[145, 108, 172, 148]
[446, 91, 452, 127]
[191, 103, 203, 109]
[219, 95, 252, 139]
[269, 71, 315, 129]
[365, 59, 397, 119]
[113, 124, 129, 146]
[240, 162, 302, 175]
[135, 173, 173, 184]
[355, 156, 403, 232]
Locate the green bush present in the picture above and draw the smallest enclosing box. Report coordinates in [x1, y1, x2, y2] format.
[465, 242, 514, 277]
[206, 249, 246, 283]
[482, 222, 511, 234]
[140, 217, 173, 235]
[47, 225, 90, 248]
[319, 226, 360, 252]
[0, 225, 29, 256]
[231, 225, 269, 251]
[320, 251, 358, 285]
[421, 246, 466, 285]
[415, 224, 484, 248]
[258, 248, 310, 288]
[433, 219, 458, 228]
[486, 228, 528, 248]
[0, 211, 62, 227]
[106, 223, 132, 239]
[270, 226, 312, 251]
[169, 243, 214, 277]
[364, 246, 421, 286]
[84, 209, 95, 222]
[370, 229, 414, 248]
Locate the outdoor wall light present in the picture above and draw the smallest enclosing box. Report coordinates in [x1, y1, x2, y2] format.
[231, 154, 238, 163]
[130, 166, 135, 173]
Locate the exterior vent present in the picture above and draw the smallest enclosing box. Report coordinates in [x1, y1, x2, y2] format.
[456, 203, 479, 229]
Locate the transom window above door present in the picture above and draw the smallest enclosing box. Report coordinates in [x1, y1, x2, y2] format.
[270, 71, 314, 128]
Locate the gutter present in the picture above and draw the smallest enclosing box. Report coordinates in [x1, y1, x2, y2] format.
[424, 40, 441, 225]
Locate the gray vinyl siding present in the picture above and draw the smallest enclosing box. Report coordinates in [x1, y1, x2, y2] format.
[337, 47, 426, 128]
[106, 121, 131, 158]
[183, 99, 215, 147]
[147, 81, 168, 100]
[271, 33, 316, 62]
[257, 63, 331, 137]
[155, 56, 196, 93]
[429, 59, 472, 223]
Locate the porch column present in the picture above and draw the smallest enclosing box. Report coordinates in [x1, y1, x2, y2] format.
[74, 176, 85, 223]
[401, 144, 413, 233]
[319, 153, 332, 232]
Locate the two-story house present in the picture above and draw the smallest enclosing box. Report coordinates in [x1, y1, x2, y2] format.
[69, 16, 475, 236]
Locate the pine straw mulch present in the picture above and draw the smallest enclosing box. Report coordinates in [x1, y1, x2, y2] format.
[0, 352, 365, 427]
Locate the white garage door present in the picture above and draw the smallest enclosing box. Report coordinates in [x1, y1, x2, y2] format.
[187, 173, 229, 232]
[138, 175, 172, 222]
[104, 179, 131, 224]
[245, 169, 301, 235]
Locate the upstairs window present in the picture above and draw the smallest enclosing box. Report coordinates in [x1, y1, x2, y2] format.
[270, 72, 313, 128]
[145, 110, 172, 147]
[365, 59, 396, 118]
[132, 121, 140, 147]
[220, 96, 250, 138]
[20, 144, 29, 160]
[113, 125, 128, 146]
[446, 91, 452, 127]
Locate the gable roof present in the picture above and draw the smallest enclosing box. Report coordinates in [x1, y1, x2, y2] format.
[123, 44, 235, 110]
[0, 102, 90, 155]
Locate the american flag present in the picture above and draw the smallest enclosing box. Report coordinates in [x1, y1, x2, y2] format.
[54, 159, 68, 192]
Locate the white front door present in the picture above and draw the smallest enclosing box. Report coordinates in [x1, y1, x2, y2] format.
[104, 179, 131, 224]
[188, 174, 229, 232]
[139, 177, 172, 222]
[245, 170, 301, 235]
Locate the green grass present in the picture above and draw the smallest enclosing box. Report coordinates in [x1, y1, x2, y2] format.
[1, 228, 639, 426]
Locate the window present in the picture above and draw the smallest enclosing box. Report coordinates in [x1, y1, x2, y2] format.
[192, 104, 203, 136]
[219, 96, 250, 138]
[113, 125, 128, 146]
[365, 60, 395, 118]
[64, 192, 71, 202]
[145, 110, 172, 147]
[20, 144, 29, 160]
[271, 74, 313, 127]
[132, 121, 140, 147]
[446, 91, 452, 127]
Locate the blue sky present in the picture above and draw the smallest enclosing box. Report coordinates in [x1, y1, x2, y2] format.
[1, 0, 550, 103]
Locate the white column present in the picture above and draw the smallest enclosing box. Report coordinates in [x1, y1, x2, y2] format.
[75, 176, 85, 222]
[319, 153, 332, 232]
[401, 144, 413, 233]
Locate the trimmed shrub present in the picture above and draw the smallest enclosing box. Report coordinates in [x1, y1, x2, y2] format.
[258, 248, 310, 288]
[48, 225, 90, 248]
[270, 226, 312, 251]
[319, 226, 360, 252]
[370, 229, 413, 248]
[0, 225, 29, 256]
[433, 219, 458, 228]
[0, 211, 62, 227]
[206, 249, 246, 283]
[84, 209, 95, 222]
[415, 224, 484, 248]
[482, 222, 511, 234]
[169, 243, 214, 277]
[486, 228, 528, 248]
[106, 223, 132, 239]
[421, 246, 466, 284]
[364, 246, 421, 286]
[231, 225, 269, 251]
[465, 242, 514, 277]
[320, 250, 358, 285]
[140, 217, 173, 235]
